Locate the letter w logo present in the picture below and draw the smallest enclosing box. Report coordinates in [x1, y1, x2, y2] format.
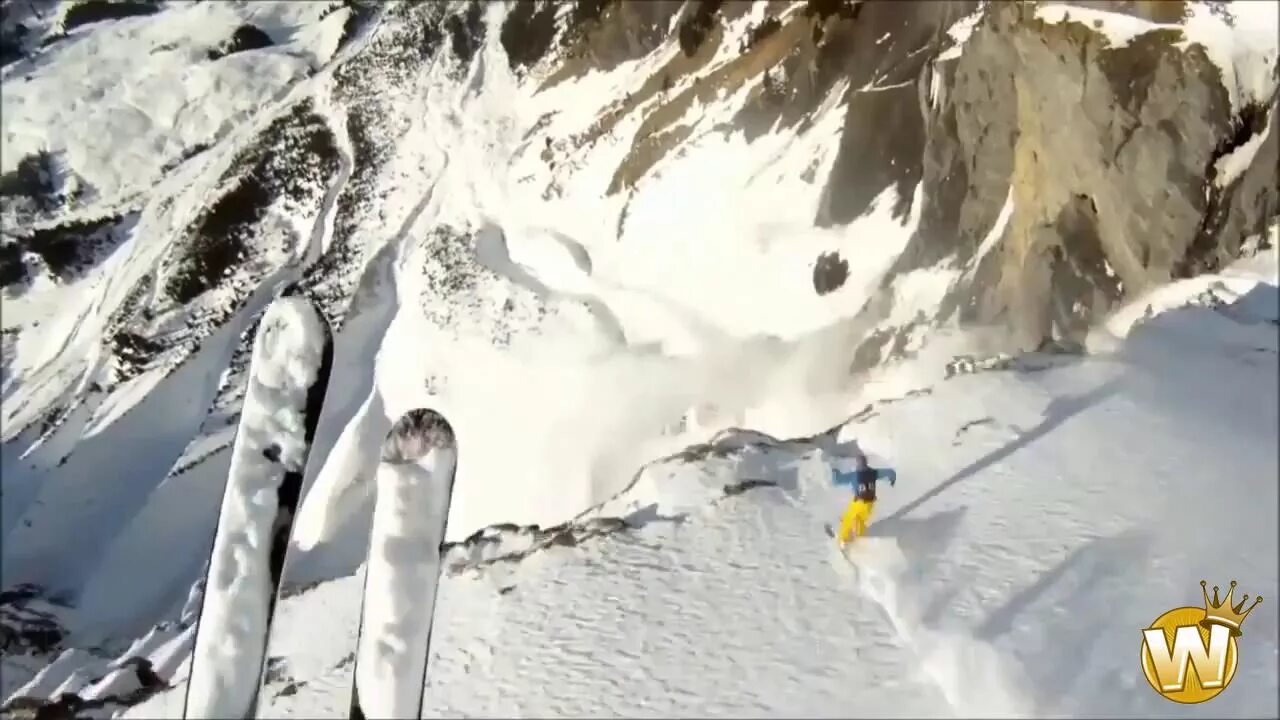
[1143, 624, 1230, 692]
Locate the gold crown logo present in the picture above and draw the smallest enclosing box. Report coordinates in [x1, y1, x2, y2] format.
[1199, 580, 1262, 637]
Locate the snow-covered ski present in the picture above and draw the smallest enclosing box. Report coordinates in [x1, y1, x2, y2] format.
[348, 408, 458, 720]
[182, 294, 334, 720]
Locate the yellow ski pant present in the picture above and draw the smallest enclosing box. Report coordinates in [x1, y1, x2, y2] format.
[837, 498, 875, 543]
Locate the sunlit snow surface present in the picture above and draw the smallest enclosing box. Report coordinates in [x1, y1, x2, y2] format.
[125, 251, 1278, 717]
[1, 1, 1277, 717]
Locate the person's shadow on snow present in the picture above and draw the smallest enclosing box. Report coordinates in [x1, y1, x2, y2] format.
[972, 528, 1158, 715]
[885, 376, 1123, 523]
[862, 505, 968, 583]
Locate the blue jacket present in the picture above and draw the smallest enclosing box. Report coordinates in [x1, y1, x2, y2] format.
[831, 467, 896, 487]
[832, 466, 896, 501]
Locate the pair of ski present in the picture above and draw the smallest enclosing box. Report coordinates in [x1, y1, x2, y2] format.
[179, 293, 458, 720]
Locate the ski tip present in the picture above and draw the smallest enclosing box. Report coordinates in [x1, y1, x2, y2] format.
[382, 408, 456, 463]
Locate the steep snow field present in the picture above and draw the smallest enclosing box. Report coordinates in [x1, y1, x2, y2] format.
[121, 242, 1278, 718]
[2, 0, 1278, 717]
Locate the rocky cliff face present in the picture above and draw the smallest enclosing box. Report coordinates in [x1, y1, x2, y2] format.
[900, 1, 1279, 354]
[513, 0, 1279, 357]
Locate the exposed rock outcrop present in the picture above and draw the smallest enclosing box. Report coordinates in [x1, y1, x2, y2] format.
[1, 656, 167, 719]
[0, 585, 65, 657]
[886, 2, 1278, 353]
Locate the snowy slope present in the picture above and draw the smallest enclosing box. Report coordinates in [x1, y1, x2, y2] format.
[119, 243, 1278, 718]
[1, 1, 349, 204]
[2, 0, 1278, 717]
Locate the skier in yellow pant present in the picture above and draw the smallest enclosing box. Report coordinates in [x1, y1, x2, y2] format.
[831, 454, 896, 547]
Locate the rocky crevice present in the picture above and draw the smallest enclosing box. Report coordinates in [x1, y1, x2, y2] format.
[500, 0, 560, 72]
[544, 1, 685, 88]
[1177, 97, 1278, 278]
[59, 1, 159, 33]
[444, 0, 486, 77]
[814, 0, 980, 226]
